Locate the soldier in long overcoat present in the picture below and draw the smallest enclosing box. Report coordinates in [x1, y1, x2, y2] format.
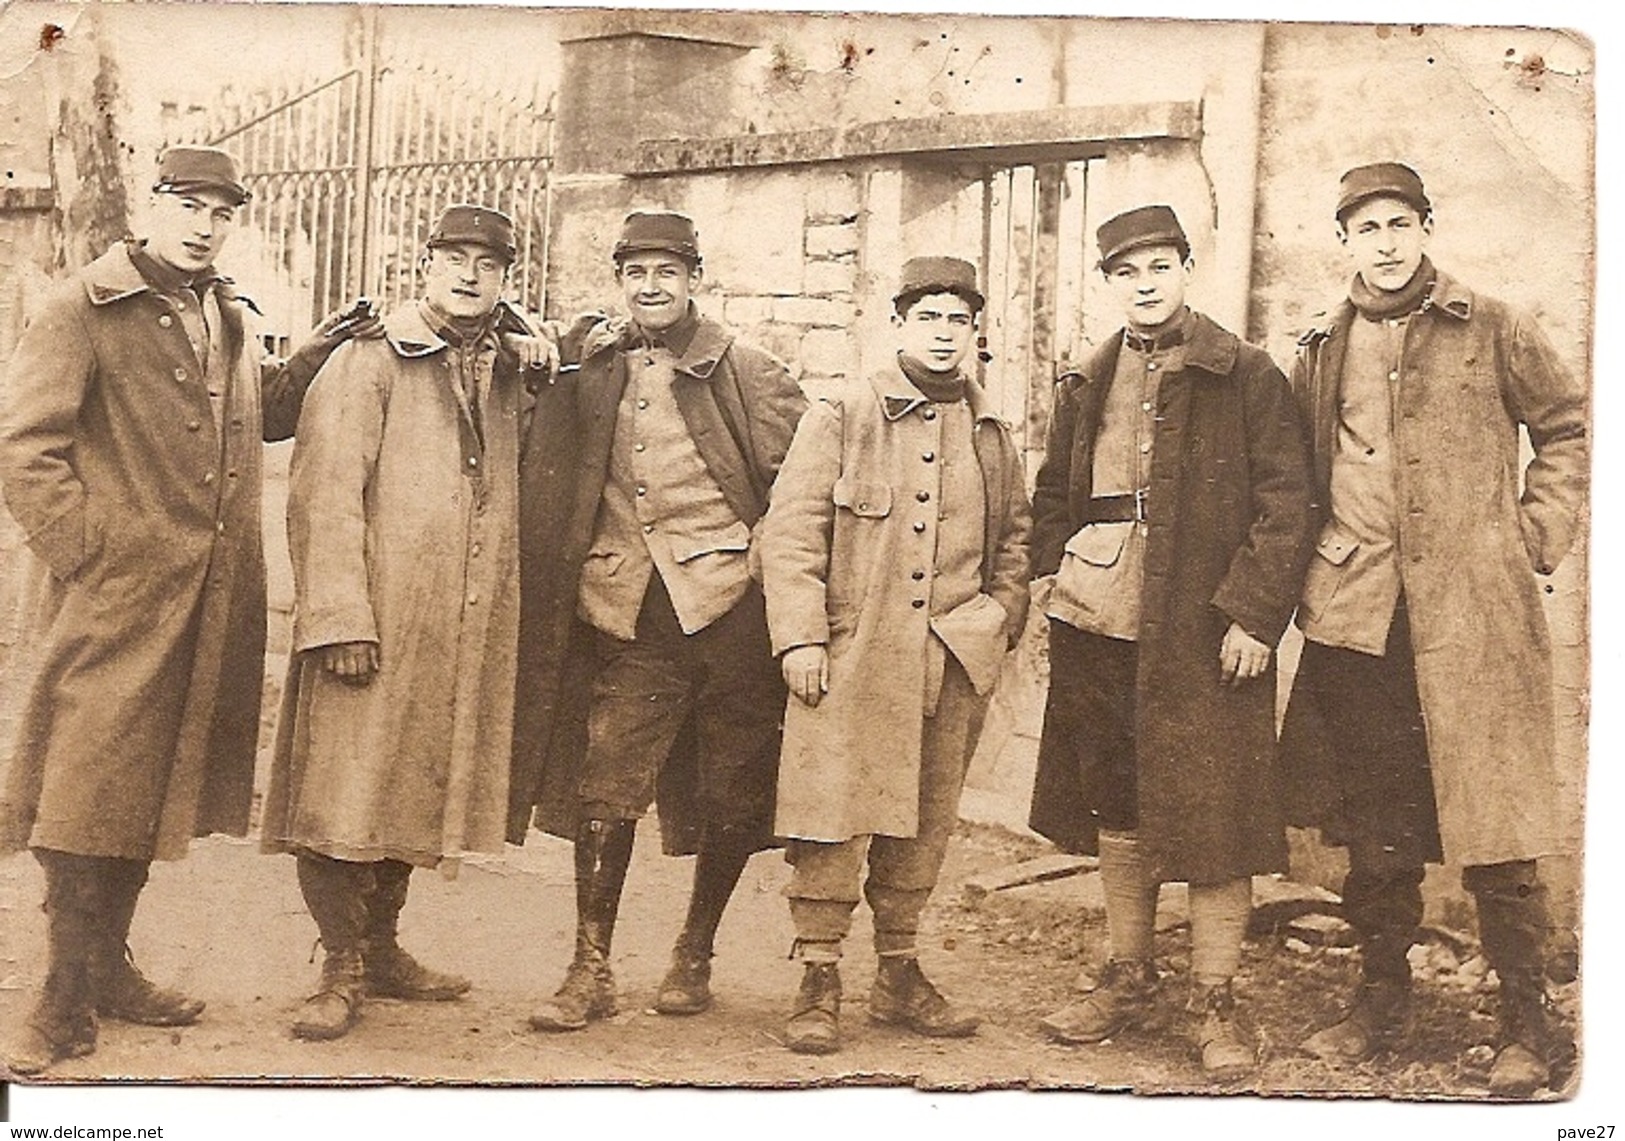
[521, 212, 807, 1033]
[1280, 163, 1587, 1097]
[0, 147, 369, 1075]
[260, 205, 535, 1041]
[761, 256, 1030, 1054]
[1027, 206, 1314, 1079]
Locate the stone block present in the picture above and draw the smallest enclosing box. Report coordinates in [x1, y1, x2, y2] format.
[805, 222, 859, 259]
[723, 295, 775, 328]
[774, 296, 856, 328]
[797, 327, 856, 376]
[802, 259, 859, 298]
[805, 170, 862, 223]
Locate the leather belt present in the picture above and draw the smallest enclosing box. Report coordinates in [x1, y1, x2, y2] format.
[1080, 489, 1147, 525]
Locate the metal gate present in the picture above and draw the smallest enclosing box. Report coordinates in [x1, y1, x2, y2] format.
[981, 159, 1104, 476]
[180, 40, 554, 352]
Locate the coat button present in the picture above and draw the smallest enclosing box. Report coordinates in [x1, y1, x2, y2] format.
[175, 368, 188, 381]
[202, 471, 215, 485]
[923, 408, 937, 421]
[1146, 361, 1158, 371]
[911, 569, 925, 581]
[467, 594, 479, 606]
[643, 523, 654, 534]
[186, 420, 201, 432]
[468, 456, 479, 468]
[636, 485, 647, 497]
[634, 442, 646, 452]
[1139, 441, 1151, 453]
[922, 451, 935, 463]
[1389, 370, 1400, 382]
[471, 542, 481, 556]
[916, 490, 930, 503]
[911, 599, 925, 609]
[913, 521, 926, 534]
[637, 398, 649, 410]
[216, 522, 226, 535]
[158, 314, 173, 328]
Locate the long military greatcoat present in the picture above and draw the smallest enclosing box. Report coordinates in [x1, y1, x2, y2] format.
[1027, 312, 1315, 884]
[0, 244, 306, 861]
[1280, 272, 1588, 867]
[760, 370, 1031, 841]
[260, 303, 523, 867]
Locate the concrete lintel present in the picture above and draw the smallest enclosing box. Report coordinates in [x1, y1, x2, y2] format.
[560, 11, 761, 49]
[630, 101, 1202, 176]
[0, 187, 55, 213]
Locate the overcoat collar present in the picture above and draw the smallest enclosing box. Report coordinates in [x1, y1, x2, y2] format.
[1066, 309, 1240, 387]
[873, 365, 1006, 426]
[1299, 267, 1475, 347]
[582, 310, 738, 382]
[81, 243, 258, 313]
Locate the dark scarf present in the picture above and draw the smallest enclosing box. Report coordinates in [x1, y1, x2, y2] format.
[419, 299, 497, 350]
[897, 351, 967, 403]
[1348, 255, 1437, 321]
[127, 239, 221, 297]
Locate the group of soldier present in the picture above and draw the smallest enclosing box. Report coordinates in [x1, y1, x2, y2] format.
[0, 144, 1586, 1099]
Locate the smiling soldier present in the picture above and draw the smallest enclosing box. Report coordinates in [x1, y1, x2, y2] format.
[1280, 163, 1587, 1097]
[0, 146, 374, 1075]
[759, 257, 1030, 1055]
[1027, 205, 1314, 1080]
[523, 211, 806, 1032]
[260, 204, 535, 1041]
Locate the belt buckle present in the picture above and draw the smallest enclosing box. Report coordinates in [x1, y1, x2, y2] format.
[1133, 487, 1147, 523]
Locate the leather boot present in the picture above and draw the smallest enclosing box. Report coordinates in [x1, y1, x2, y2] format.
[785, 960, 842, 1055]
[363, 860, 469, 1001]
[93, 859, 205, 1027]
[656, 826, 753, 1016]
[1487, 967, 1576, 1098]
[1301, 975, 1411, 1062]
[1039, 958, 1158, 1045]
[869, 956, 979, 1038]
[292, 854, 369, 1041]
[3, 851, 100, 1076]
[1192, 981, 1255, 1080]
[529, 819, 634, 1033]
[1470, 861, 1576, 1096]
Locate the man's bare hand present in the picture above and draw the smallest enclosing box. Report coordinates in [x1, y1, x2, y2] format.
[321, 641, 380, 686]
[315, 297, 384, 343]
[503, 332, 559, 377]
[1218, 622, 1270, 687]
[782, 644, 829, 708]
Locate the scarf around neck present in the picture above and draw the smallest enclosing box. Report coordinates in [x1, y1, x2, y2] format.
[897, 351, 967, 403]
[1348, 255, 1437, 321]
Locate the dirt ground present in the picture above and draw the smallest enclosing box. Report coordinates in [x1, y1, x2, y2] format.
[0, 820, 1579, 1100]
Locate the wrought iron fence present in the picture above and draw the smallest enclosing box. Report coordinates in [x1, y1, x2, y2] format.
[181, 56, 553, 350]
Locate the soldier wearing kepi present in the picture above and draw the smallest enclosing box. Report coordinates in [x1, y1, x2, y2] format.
[524, 211, 806, 1032]
[0, 146, 372, 1075]
[1027, 205, 1314, 1080]
[1280, 163, 1586, 1097]
[760, 256, 1030, 1055]
[260, 204, 537, 1041]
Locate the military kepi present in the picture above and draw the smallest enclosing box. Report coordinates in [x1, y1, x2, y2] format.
[1336, 161, 1431, 222]
[894, 255, 984, 312]
[152, 145, 250, 206]
[428, 204, 517, 264]
[613, 210, 702, 265]
[1096, 204, 1189, 269]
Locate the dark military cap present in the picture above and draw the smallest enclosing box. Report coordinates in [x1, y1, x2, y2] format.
[894, 255, 984, 313]
[1336, 162, 1431, 223]
[152, 145, 250, 206]
[428, 204, 517, 263]
[613, 211, 702, 265]
[1096, 204, 1189, 269]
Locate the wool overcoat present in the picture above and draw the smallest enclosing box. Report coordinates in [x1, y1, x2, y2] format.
[0, 244, 308, 861]
[1027, 312, 1316, 884]
[260, 302, 523, 867]
[1279, 272, 1588, 867]
[510, 312, 806, 853]
[761, 370, 1031, 842]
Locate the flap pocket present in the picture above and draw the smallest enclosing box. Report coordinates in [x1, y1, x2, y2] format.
[673, 519, 752, 564]
[582, 547, 627, 576]
[1314, 523, 1361, 567]
[1063, 522, 1132, 568]
[832, 478, 892, 518]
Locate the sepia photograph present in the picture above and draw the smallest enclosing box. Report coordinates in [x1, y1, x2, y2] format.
[0, 0, 1612, 1132]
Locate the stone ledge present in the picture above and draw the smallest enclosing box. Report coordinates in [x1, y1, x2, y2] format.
[629, 101, 1202, 176]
